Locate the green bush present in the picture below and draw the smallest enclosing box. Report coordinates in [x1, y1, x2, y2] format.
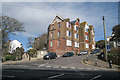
[108, 55, 120, 65]
[5, 55, 16, 61]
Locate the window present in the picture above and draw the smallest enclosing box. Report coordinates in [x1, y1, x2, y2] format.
[74, 25, 78, 31]
[66, 22, 71, 28]
[58, 31, 60, 37]
[52, 25, 54, 29]
[75, 33, 76, 38]
[58, 23, 60, 28]
[92, 45, 95, 49]
[50, 41, 53, 47]
[85, 35, 88, 40]
[75, 42, 79, 48]
[86, 43, 89, 48]
[66, 31, 71, 37]
[75, 33, 79, 39]
[66, 40, 72, 46]
[85, 28, 88, 32]
[58, 40, 60, 46]
[51, 32, 53, 37]
[77, 34, 79, 39]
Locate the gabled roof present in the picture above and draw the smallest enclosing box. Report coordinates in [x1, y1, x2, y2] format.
[51, 15, 64, 24]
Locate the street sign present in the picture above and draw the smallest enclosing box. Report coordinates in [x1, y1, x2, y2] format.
[107, 45, 110, 51]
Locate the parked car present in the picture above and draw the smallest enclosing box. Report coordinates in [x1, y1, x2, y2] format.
[62, 52, 74, 57]
[43, 52, 57, 59]
[91, 49, 100, 54]
[78, 51, 88, 56]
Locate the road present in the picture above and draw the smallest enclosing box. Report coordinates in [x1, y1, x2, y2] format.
[3, 54, 101, 70]
[2, 54, 120, 80]
[2, 68, 120, 80]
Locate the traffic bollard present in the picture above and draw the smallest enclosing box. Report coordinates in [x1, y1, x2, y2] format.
[86, 55, 88, 61]
[109, 60, 112, 68]
[94, 59, 97, 66]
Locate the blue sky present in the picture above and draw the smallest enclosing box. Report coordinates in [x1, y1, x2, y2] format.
[2, 2, 118, 51]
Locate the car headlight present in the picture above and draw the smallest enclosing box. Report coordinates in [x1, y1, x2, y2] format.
[47, 56, 49, 58]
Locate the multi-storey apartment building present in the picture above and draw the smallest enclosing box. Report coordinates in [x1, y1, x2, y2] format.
[47, 16, 95, 55]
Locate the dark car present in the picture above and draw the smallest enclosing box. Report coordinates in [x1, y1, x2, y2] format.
[62, 52, 74, 57]
[43, 52, 57, 59]
[91, 49, 100, 54]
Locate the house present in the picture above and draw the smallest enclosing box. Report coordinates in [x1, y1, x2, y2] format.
[47, 16, 95, 55]
[107, 36, 120, 48]
[9, 40, 23, 53]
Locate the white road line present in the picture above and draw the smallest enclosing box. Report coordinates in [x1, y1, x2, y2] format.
[70, 67, 76, 69]
[6, 76, 15, 78]
[48, 73, 64, 79]
[4, 70, 24, 72]
[86, 68, 92, 70]
[46, 66, 51, 68]
[61, 66, 67, 69]
[38, 64, 46, 67]
[77, 68, 84, 70]
[53, 66, 59, 68]
[90, 75, 102, 80]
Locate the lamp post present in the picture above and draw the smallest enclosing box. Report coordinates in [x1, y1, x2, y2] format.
[103, 16, 108, 62]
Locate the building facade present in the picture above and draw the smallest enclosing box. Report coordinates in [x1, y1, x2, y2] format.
[47, 16, 95, 55]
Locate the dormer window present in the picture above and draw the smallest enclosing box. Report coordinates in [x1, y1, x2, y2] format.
[66, 22, 71, 28]
[52, 25, 54, 29]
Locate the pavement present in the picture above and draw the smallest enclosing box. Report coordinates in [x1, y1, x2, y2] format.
[82, 53, 120, 71]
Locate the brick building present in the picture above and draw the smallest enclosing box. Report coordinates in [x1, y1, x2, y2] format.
[47, 16, 95, 55]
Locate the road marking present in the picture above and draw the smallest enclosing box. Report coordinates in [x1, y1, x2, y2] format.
[48, 73, 64, 79]
[6, 75, 15, 78]
[17, 65, 23, 66]
[38, 64, 46, 67]
[4, 70, 24, 72]
[70, 67, 76, 69]
[90, 75, 102, 80]
[86, 68, 92, 70]
[46, 66, 51, 68]
[77, 68, 84, 70]
[53, 66, 59, 68]
[60, 66, 67, 69]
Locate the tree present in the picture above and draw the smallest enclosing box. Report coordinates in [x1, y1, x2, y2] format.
[95, 40, 105, 49]
[26, 37, 34, 48]
[111, 24, 120, 46]
[1, 16, 25, 43]
[1, 16, 25, 57]
[33, 33, 47, 50]
[14, 47, 24, 60]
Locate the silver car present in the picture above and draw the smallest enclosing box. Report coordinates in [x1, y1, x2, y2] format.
[78, 51, 88, 55]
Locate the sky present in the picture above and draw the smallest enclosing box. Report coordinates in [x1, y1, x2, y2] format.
[2, 1, 118, 51]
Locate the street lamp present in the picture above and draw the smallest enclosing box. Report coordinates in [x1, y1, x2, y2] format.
[103, 16, 108, 62]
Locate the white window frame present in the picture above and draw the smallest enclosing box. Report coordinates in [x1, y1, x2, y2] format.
[75, 33, 76, 39]
[77, 34, 79, 39]
[75, 42, 79, 48]
[58, 23, 60, 28]
[66, 40, 72, 46]
[66, 31, 71, 37]
[58, 40, 60, 46]
[85, 35, 88, 40]
[66, 22, 71, 28]
[86, 43, 89, 48]
[50, 41, 53, 47]
[58, 31, 60, 37]
[51, 33, 53, 37]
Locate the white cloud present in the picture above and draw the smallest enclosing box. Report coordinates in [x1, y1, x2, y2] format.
[2, 2, 118, 40]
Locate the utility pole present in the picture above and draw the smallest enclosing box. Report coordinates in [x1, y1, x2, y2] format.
[103, 16, 108, 62]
